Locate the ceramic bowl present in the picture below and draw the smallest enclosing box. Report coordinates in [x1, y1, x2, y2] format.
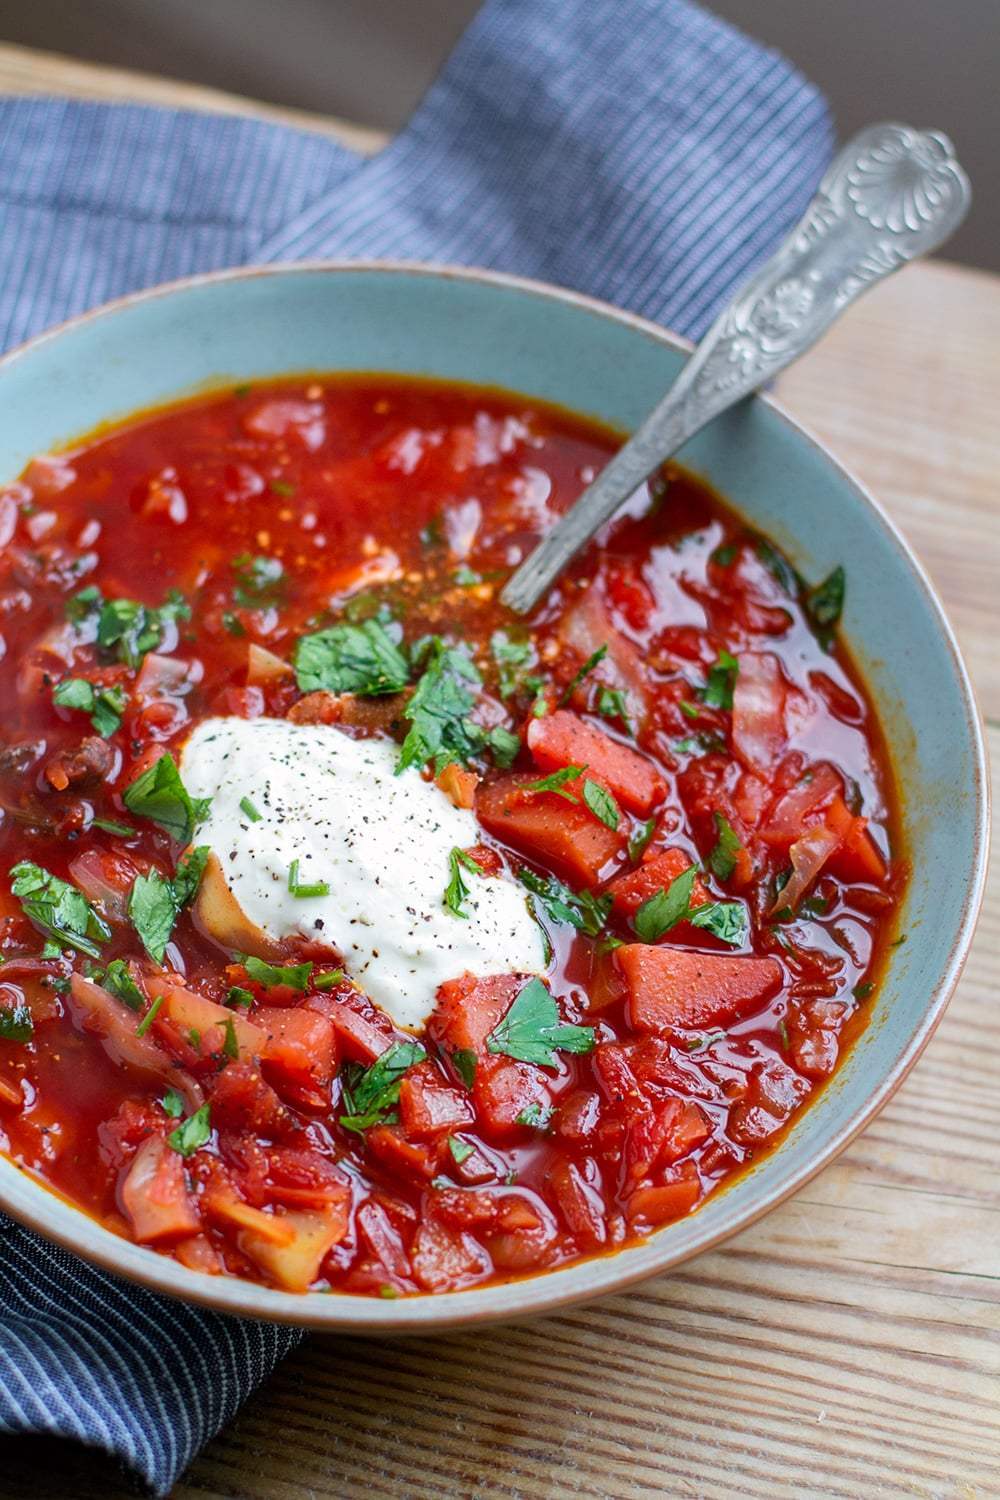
[0, 263, 988, 1330]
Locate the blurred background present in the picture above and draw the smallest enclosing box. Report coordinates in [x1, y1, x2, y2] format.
[0, 0, 995, 270]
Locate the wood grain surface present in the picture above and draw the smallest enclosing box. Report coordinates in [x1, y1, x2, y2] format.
[0, 44, 997, 1500]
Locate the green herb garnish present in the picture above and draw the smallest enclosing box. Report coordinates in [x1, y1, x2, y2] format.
[0, 1004, 33, 1043]
[287, 859, 330, 899]
[134, 994, 164, 1038]
[339, 1040, 426, 1133]
[241, 955, 313, 992]
[628, 817, 656, 862]
[515, 1102, 553, 1129]
[634, 867, 698, 942]
[582, 779, 620, 830]
[701, 649, 739, 711]
[490, 630, 535, 700]
[397, 638, 484, 774]
[313, 968, 345, 991]
[443, 847, 485, 919]
[707, 812, 744, 881]
[100, 958, 144, 1011]
[518, 868, 611, 938]
[128, 847, 209, 963]
[486, 978, 594, 1068]
[232, 553, 284, 607]
[451, 1049, 477, 1089]
[167, 1102, 212, 1158]
[522, 765, 585, 801]
[559, 646, 607, 706]
[293, 619, 409, 697]
[596, 686, 631, 729]
[448, 1136, 474, 1165]
[123, 754, 210, 845]
[92, 817, 137, 838]
[160, 1088, 185, 1118]
[806, 565, 845, 632]
[239, 795, 262, 823]
[52, 677, 127, 737]
[10, 861, 111, 959]
[226, 986, 255, 1009]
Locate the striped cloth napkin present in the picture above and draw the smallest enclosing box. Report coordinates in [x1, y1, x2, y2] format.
[0, 0, 831, 1491]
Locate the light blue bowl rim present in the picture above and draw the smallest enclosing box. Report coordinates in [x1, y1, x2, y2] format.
[0, 261, 989, 1332]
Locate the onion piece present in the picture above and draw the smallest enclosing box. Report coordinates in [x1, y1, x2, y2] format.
[247, 643, 293, 685]
[732, 651, 786, 773]
[68, 973, 203, 1110]
[771, 824, 841, 915]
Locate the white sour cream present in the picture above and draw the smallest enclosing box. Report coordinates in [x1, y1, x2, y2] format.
[180, 717, 544, 1030]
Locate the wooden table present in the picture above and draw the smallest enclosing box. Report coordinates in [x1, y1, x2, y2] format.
[1, 41, 998, 1500]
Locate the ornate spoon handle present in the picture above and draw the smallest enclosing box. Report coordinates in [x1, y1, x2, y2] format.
[501, 123, 970, 615]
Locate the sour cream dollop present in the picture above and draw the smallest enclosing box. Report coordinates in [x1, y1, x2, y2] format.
[180, 717, 545, 1030]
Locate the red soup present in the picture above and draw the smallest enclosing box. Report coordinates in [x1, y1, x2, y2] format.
[0, 377, 904, 1295]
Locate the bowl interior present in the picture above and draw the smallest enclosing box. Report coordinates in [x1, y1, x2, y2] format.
[0, 265, 986, 1329]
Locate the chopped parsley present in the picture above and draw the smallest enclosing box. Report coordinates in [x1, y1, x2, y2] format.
[806, 564, 846, 644]
[241, 955, 313, 992]
[232, 553, 284, 606]
[167, 1102, 212, 1158]
[313, 968, 345, 991]
[123, 754, 211, 845]
[221, 1016, 239, 1061]
[92, 817, 137, 838]
[287, 859, 330, 899]
[559, 645, 607, 706]
[684, 1030, 725, 1052]
[443, 847, 485, 919]
[523, 765, 585, 801]
[518, 867, 611, 937]
[707, 812, 744, 881]
[628, 817, 656, 863]
[100, 959, 144, 1011]
[10, 861, 111, 959]
[634, 866, 698, 942]
[701, 649, 739, 711]
[239, 795, 262, 823]
[74, 589, 190, 668]
[515, 1102, 553, 1130]
[226, 985, 255, 1009]
[486, 977, 594, 1068]
[52, 677, 127, 737]
[853, 980, 874, 1000]
[582, 779, 620, 830]
[128, 846, 209, 963]
[0, 1004, 33, 1043]
[451, 1049, 477, 1089]
[160, 1088, 185, 1118]
[487, 725, 521, 768]
[447, 1136, 474, 1165]
[134, 994, 164, 1038]
[490, 630, 535, 699]
[596, 686, 631, 729]
[293, 619, 409, 697]
[678, 699, 700, 720]
[633, 864, 748, 947]
[711, 543, 737, 568]
[269, 479, 296, 499]
[339, 1040, 426, 1133]
[453, 564, 481, 586]
[397, 638, 484, 774]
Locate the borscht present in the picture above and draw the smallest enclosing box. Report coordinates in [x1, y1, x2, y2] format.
[0, 377, 904, 1295]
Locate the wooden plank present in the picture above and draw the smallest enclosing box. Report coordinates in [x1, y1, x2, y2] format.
[0, 46, 998, 1500]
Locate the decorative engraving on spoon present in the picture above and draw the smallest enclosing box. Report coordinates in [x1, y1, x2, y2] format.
[500, 123, 970, 616]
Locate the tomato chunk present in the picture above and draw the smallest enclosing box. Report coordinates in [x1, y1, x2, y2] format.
[526, 710, 666, 814]
[262, 1008, 336, 1103]
[824, 796, 889, 883]
[619, 945, 783, 1031]
[399, 1062, 475, 1139]
[607, 848, 710, 921]
[476, 772, 626, 887]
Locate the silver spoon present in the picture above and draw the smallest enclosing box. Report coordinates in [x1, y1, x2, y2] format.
[501, 122, 970, 615]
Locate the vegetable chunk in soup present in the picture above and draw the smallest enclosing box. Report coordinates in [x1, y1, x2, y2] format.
[0, 376, 903, 1295]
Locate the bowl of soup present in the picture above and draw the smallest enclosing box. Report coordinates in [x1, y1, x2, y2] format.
[0, 263, 987, 1329]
